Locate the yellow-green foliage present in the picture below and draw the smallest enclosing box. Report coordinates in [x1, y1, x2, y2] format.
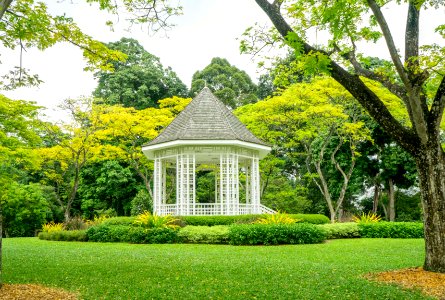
[42, 222, 64, 233]
[352, 212, 382, 224]
[133, 211, 179, 229]
[254, 212, 300, 225]
[86, 215, 109, 227]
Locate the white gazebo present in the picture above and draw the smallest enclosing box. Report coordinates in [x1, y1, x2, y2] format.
[142, 87, 273, 216]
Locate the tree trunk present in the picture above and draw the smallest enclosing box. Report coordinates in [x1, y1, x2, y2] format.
[372, 183, 380, 213]
[388, 178, 395, 222]
[416, 144, 445, 273]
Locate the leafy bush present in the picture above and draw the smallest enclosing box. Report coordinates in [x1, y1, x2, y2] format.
[101, 216, 136, 226]
[228, 223, 326, 245]
[42, 222, 65, 233]
[179, 214, 329, 226]
[65, 216, 89, 230]
[2, 182, 51, 237]
[86, 224, 179, 243]
[352, 212, 382, 223]
[292, 214, 330, 224]
[85, 215, 109, 227]
[130, 189, 153, 216]
[318, 223, 360, 239]
[133, 211, 179, 229]
[358, 222, 424, 238]
[178, 226, 229, 244]
[38, 230, 88, 242]
[255, 212, 299, 224]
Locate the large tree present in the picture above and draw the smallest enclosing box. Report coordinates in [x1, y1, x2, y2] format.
[93, 38, 188, 109]
[190, 57, 258, 108]
[252, 0, 445, 272]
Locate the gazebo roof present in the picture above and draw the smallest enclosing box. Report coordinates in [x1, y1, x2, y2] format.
[145, 87, 268, 147]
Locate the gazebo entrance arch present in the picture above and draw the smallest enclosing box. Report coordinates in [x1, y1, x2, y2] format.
[142, 88, 273, 216]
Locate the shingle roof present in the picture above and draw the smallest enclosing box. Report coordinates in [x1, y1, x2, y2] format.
[146, 87, 268, 147]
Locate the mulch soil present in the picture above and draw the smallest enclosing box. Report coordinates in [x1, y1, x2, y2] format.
[366, 267, 445, 300]
[0, 284, 78, 300]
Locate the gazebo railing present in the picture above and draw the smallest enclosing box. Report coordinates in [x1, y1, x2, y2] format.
[156, 203, 275, 216]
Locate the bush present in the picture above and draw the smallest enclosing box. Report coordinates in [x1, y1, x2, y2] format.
[130, 189, 153, 216]
[38, 230, 88, 242]
[133, 211, 179, 229]
[358, 222, 424, 238]
[42, 222, 64, 233]
[318, 223, 360, 239]
[64, 216, 89, 230]
[101, 217, 136, 226]
[2, 182, 51, 237]
[178, 226, 229, 244]
[86, 224, 179, 244]
[179, 214, 329, 226]
[352, 212, 382, 223]
[255, 213, 299, 224]
[228, 223, 326, 245]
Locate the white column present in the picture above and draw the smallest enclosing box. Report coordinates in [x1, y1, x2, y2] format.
[251, 154, 260, 214]
[153, 155, 162, 215]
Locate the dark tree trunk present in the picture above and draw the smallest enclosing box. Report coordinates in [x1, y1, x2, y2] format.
[388, 178, 395, 222]
[416, 143, 445, 273]
[372, 183, 380, 213]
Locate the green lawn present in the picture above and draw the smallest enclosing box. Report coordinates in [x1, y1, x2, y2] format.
[3, 238, 431, 299]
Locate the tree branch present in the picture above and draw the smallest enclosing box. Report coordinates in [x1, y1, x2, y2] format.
[428, 75, 445, 134]
[255, 0, 420, 156]
[0, 0, 12, 20]
[366, 0, 410, 87]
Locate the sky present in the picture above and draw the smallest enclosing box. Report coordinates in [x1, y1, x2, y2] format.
[1, 1, 444, 121]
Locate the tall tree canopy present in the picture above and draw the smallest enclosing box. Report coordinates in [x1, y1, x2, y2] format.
[190, 57, 258, 108]
[251, 0, 445, 273]
[93, 38, 188, 109]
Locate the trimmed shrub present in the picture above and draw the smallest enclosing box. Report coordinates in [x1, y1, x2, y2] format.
[178, 226, 229, 244]
[290, 214, 330, 224]
[38, 230, 88, 242]
[228, 223, 326, 245]
[318, 223, 360, 239]
[86, 224, 179, 244]
[179, 214, 329, 226]
[101, 217, 136, 226]
[358, 222, 424, 238]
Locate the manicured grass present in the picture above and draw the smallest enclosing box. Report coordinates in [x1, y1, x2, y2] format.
[3, 238, 431, 299]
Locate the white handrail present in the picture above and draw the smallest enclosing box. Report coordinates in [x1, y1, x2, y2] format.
[155, 203, 276, 216]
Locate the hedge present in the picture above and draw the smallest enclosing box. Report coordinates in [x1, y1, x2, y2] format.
[228, 223, 326, 245]
[86, 224, 179, 243]
[358, 222, 424, 238]
[318, 223, 360, 239]
[38, 230, 88, 242]
[178, 226, 229, 244]
[101, 217, 136, 226]
[178, 214, 329, 226]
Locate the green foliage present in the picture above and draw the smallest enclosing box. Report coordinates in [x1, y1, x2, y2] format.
[190, 57, 258, 108]
[86, 225, 178, 244]
[101, 216, 136, 226]
[318, 223, 360, 239]
[38, 230, 88, 242]
[179, 214, 329, 226]
[94, 38, 188, 109]
[64, 216, 89, 231]
[254, 212, 300, 224]
[130, 189, 153, 216]
[358, 222, 424, 239]
[352, 212, 382, 223]
[178, 226, 229, 244]
[228, 223, 326, 245]
[1, 182, 51, 237]
[42, 222, 65, 233]
[133, 211, 179, 229]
